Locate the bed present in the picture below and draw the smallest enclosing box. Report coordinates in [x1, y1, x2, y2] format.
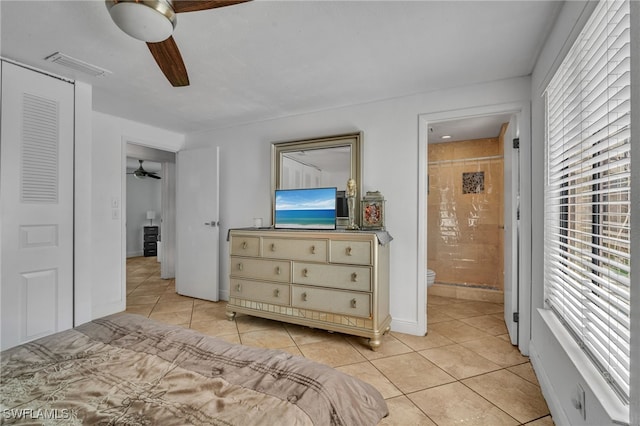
[0, 313, 388, 425]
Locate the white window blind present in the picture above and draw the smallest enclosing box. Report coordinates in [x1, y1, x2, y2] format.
[544, 0, 631, 402]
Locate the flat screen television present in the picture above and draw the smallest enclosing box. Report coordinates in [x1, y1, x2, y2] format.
[274, 187, 337, 230]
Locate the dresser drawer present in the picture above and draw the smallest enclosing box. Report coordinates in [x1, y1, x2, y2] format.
[230, 279, 290, 305]
[144, 226, 159, 235]
[230, 235, 260, 257]
[292, 262, 371, 292]
[144, 241, 157, 249]
[230, 257, 290, 282]
[262, 238, 328, 262]
[292, 286, 371, 318]
[144, 234, 158, 242]
[330, 240, 372, 265]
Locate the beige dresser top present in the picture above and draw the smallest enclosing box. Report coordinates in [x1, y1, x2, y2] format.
[227, 228, 393, 245]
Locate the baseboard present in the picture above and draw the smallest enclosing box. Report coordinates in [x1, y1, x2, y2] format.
[530, 339, 569, 426]
[428, 283, 503, 304]
[127, 250, 143, 258]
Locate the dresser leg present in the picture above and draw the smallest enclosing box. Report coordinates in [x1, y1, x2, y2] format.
[226, 311, 236, 321]
[369, 336, 381, 351]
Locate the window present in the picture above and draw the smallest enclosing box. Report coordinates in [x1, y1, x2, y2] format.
[544, 0, 631, 401]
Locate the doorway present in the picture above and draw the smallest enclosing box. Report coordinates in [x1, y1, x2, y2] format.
[126, 158, 162, 258]
[418, 102, 531, 355]
[122, 143, 221, 303]
[427, 115, 510, 292]
[124, 142, 176, 280]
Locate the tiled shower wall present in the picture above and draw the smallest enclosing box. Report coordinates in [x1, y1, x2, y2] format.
[427, 134, 505, 291]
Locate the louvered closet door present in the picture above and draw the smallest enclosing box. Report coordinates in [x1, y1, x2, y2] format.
[0, 62, 74, 350]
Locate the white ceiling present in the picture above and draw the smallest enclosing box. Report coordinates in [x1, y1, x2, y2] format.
[0, 0, 562, 135]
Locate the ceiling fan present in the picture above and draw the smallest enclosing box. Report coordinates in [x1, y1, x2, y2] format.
[128, 160, 161, 179]
[105, 0, 250, 87]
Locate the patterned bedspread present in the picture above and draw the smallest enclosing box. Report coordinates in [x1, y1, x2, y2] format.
[0, 313, 387, 425]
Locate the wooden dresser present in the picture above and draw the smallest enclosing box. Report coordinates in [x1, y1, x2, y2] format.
[226, 229, 391, 350]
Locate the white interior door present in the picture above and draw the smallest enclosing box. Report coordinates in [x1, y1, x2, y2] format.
[176, 147, 220, 300]
[503, 115, 520, 345]
[0, 61, 74, 350]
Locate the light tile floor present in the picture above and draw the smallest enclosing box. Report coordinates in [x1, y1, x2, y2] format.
[126, 256, 554, 426]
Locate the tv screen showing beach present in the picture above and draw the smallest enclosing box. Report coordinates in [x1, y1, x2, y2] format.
[275, 187, 337, 230]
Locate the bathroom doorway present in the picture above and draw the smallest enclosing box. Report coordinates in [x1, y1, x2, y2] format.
[418, 103, 531, 354]
[427, 115, 510, 296]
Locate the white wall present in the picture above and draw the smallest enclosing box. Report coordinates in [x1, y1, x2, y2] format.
[89, 111, 184, 319]
[185, 76, 531, 336]
[529, 1, 634, 425]
[126, 174, 162, 257]
[74, 81, 93, 325]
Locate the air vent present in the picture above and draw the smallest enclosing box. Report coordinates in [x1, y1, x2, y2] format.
[44, 52, 111, 77]
[21, 93, 59, 203]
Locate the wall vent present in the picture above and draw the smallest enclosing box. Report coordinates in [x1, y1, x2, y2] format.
[44, 52, 111, 77]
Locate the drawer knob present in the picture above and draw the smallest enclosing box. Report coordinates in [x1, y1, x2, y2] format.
[302, 268, 309, 277]
[236, 283, 242, 292]
[346, 247, 352, 256]
[275, 266, 281, 275]
[241, 241, 247, 249]
[310, 245, 316, 254]
[302, 292, 307, 301]
[351, 272, 358, 282]
[271, 243, 276, 251]
[274, 289, 280, 297]
[237, 263, 243, 271]
[351, 298, 357, 308]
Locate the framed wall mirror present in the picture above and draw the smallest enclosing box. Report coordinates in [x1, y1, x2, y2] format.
[272, 132, 362, 228]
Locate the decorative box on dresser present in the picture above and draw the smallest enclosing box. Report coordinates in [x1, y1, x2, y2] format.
[226, 229, 392, 350]
[143, 226, 158, 257]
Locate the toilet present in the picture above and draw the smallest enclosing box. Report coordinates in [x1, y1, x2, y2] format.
[427, 269, 436, 288]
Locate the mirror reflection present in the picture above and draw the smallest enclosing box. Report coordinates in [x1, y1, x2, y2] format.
[272, 133, 362, 227]
[280, 146, 351, 190]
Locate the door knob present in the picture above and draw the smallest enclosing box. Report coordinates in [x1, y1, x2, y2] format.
[204, 221, 218, 227]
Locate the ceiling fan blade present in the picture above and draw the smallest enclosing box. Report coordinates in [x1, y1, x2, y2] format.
[147, 36, 190, 87]
[147, 173, 162, 180]
[172, 0, 251, 14]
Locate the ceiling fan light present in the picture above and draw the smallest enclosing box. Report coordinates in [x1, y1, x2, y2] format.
[107, 1, 176, 43]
